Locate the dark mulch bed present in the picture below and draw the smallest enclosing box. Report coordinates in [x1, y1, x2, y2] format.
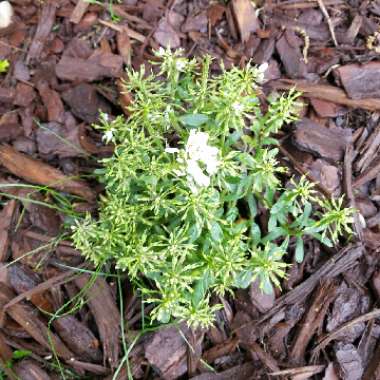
[1, 0, 380, 379]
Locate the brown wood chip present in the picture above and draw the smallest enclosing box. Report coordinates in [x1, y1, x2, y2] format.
[0, 145, 95, 200]
[74, 275, 120, 368]
[270, 79, 380, 111]
[26, 0, 57, 62]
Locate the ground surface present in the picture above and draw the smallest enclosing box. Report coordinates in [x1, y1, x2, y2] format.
[1, 0, 380, 379]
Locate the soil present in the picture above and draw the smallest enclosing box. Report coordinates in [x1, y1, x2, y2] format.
[1, 0, 380, 379]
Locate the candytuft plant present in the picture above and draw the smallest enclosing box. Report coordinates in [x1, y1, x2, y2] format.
[72, 48, 354, 328]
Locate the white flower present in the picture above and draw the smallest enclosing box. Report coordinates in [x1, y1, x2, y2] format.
[103, 128, 115, 143]
[232, 102, 244, 114]
[175, 59, 187, 72]
[358, 213, 366, 228]
[175, 130, 220, 193]
[165, 147, 179, 154]
[185, 130, 214, 161]
[102, 113, 109, 122]
[164, 105, 172, 124]
[187, 159, 210, 188]
[155, 47, 166, 57]
[205, 150, 219, 175]
[257, 62, 268, 83]
[258, 62, 269, 73]
[0, 1, 13, 29]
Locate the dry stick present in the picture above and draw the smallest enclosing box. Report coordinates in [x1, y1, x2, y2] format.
[353, 154, 380, 188]
[245, 341, 280, 372]
[69, 0, 89, 24]
[271, 0, 344, 9]
[343, 144, 363, 241]
[3, 268, 81, 310]
[313, 309, 380, 353]
[269, 365, 325, 377]
[269, 79, 380, 111]
[363, 340, 380, 380]
[316, 0, 338, 47]
[98, 19, 146, 43]
[289, 280, 337, 364]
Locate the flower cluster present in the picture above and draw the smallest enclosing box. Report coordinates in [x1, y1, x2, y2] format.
[167, 130, 220, 193]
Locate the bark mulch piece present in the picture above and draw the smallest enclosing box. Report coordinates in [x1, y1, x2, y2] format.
[293, 118, 352, 161]
[74, 275, 120, 369]
[144, 324, 190, 379]
[337, 62, 380, 100]
[0, 145, 95, 200]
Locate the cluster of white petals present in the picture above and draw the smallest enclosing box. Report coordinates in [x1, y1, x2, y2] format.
[257, 62, 269, 83]
[103, 128, 115, 143]
[0, 1, 13, 29]
[166, 130, 220, 193]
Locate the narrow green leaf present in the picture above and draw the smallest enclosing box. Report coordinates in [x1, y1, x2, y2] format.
[12, 350, 32, 360]
[295, 237, 304, 263]
[210, 221, 223, 242]
[179, 114, 209, 127]
[192, 270, 211, 306]
[234, 270, 253, 288]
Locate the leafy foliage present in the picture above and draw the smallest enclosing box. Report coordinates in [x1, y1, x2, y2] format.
[0, 59, 9, 73]
[72, 48, 354, 328]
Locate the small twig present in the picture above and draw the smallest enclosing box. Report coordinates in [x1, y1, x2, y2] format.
[313, 309, 380, 353]
[343, 145, 363, 241]
[316, 0, 338, 47]
[270, 365, 325, 377]
[2, 268, 82, 310]
[70, 0, 89, 24]
[270, 0, 344, 10]
[98, 19, 146, 43]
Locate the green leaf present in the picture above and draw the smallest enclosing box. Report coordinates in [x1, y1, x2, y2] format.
[234, 270, 253, 288]
[225, 206, 239, 223]
[157, 307, 171, 324]
[262, 137, 279, 146]
[261, 276, 274, 294]
[300, 202, 312, 225]
[179, 114, 209, 127]
[0, 59, 9, 74]
[225, 176, 241, 184]
[311, 232, 333, 247]
[192, 270, 212, 306]
[262, 227, 286, 243]
[12, 350, 32, 360]
[268, 214, 278, 231]
[250, 222, 261, 243]
[295, 237, 304, 263]
[210, 221, 223, 242]
[189, 222, 202, 242]
[246, 193, 257, 216]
